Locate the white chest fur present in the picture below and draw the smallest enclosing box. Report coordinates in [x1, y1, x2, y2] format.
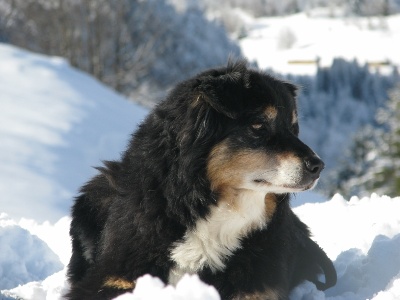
[169, 189, 269, 285]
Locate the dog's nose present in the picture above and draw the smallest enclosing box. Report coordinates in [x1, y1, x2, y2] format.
[304, 156, 325, 176]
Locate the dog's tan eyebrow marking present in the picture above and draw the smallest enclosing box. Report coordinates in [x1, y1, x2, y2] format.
[264, 106, 278, 120]
[103, 276, 136, 290]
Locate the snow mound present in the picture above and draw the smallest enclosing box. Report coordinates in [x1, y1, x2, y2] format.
[115, 274, 220, 300]
[328, 234, 400, 299]
[3, 272, 220, 300]
[293, 193, 400, 260]
[17, 216, 72, 266]
[291, 234, 400, 300]
[0, 220, 63, 290]
[2, 270, 68, 300]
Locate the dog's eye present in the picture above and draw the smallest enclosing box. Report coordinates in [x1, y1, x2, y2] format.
[250, 123, 269, 136]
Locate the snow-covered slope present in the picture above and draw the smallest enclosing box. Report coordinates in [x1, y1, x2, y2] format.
[0, 43, 148, 222]
[1, 42, 400, 299]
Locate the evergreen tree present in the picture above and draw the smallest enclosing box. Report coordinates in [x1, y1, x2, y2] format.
[327, 125, 381, 197]
[330, 84, 400, 198]
[371, 85, 400, 196]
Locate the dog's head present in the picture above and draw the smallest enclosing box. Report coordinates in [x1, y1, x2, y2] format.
[186, 60, 324, 196]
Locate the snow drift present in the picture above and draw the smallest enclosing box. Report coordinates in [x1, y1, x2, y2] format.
[0, 43, 147, 223]
[0, 215, 63, 290]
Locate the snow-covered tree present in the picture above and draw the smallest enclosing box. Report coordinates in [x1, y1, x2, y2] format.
[328, 84, 400, 198]
[327, 125, 381, 197]
[369, 85, 400, 196]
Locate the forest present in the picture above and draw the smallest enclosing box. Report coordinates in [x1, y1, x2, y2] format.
[0, 0, 240, 105]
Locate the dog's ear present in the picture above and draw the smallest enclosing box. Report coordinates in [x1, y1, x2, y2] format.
[195, 61, 250, 119]
[284, 82, 298, 98]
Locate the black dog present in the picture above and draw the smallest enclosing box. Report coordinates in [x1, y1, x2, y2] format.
[66, 60, 336, 300]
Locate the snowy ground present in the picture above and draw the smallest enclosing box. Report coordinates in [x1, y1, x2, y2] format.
[1, 14, 400, 299]
[2, 193, 400, 300]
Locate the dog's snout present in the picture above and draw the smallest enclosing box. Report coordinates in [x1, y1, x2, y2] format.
[304, 156, 324, 176]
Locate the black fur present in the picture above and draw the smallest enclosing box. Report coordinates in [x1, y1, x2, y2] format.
[66, 60, 336, 299]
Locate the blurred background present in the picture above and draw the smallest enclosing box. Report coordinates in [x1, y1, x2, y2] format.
[1, 0, 400, 213]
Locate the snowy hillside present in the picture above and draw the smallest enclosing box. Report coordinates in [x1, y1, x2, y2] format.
[239, 9, 400, 76]
[1, 42, 400, 299]
[0, 43, 148, 222]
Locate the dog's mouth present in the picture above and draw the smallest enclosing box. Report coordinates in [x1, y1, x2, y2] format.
[253, 177, 320, 192]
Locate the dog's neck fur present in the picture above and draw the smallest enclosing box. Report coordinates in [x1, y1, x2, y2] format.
[169, 188, 273, 285]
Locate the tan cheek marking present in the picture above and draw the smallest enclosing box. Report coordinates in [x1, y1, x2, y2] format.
[215, 185, 240, 208]
[207, 141, 239, 192]
[207, 141, 268, 192]
[276, 151, 301, 162]
[265, 106, 278, 120]
[264, 193, 277, 220]
[103, 277, 136, 290]
[276, 151, 303, 171]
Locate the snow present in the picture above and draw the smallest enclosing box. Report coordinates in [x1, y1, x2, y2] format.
[0, 43, 148, 222]
[239, 10, 400, 76]
[3, 194, 400, 300]
[1, 17, 400, 299]
[294, 194, 400, 260]
[0, 217, 63, 290]
[292, 194, 400, 300]
[114, 274, 220, 300]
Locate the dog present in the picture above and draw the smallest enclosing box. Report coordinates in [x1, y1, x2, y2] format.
[66, 60, 336, 300]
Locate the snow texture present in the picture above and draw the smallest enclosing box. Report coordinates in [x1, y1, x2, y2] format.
[0, 215, 63, 290]
[2, 194, 400, 300]
[114, 274, 220, 300]
[0, 43, 148, 222]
